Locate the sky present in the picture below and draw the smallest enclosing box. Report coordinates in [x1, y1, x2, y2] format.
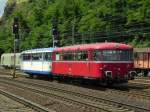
[0, 0, 7, 17]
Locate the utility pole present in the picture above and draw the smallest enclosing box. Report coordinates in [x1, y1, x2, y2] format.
[13, 38, 16, 78]
[52, 34, 55, 48]
[12, 17, 19, 78]
[52, 34, 57, 48]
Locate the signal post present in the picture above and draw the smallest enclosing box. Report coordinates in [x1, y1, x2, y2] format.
[51, 18, 59, 47]
[12, 17, 19, 78]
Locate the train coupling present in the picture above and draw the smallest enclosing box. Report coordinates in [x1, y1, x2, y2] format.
[105, 71, 112, 79]
[129, 71, 136, 80]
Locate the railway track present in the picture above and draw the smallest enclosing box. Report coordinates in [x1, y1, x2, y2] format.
[0, 78, 127, 112]
[107, 89, 150, 100]
[1, 69, 150, 99]
[129, 79, 150, 85]
[2, 74, 150, 100]
[0, 77, 149, 112]
[135, 76, 150, 79]
[0, 69, 26, 77]
[0, 89, 52, 112]
[0, 93, 35, 112]
[4, 76, 150, 100]
[0, 69, 150, 112]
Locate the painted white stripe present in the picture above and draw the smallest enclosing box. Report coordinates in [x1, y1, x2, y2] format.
[21, 61, 52, 72]
[53, 61, 133, 63]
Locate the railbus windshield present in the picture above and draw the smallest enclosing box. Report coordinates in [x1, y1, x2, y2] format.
[94, 50, 133, 61]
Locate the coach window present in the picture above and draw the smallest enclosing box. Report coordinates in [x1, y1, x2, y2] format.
[138, 53, 143, 60]
[2, 57, 4, 64]
[32, 53, 42, 61]
[1, 56, 3, 64]
[44, 52, 52, 61]
[23, 54, 31, 61]
[137, 53, 141, 59]
[134, 52, 138, 59]
[143, 53, 148, 60]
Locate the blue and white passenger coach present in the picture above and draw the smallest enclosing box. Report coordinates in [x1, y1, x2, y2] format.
[20, 48, 54, 76]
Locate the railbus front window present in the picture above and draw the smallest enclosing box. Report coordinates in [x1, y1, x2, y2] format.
[94, 50, 133, 61]
[94, 51, 103, 61]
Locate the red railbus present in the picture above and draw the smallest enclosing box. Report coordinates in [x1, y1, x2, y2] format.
[52, 42, 135, 84]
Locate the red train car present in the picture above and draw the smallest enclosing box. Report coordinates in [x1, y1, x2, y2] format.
[52, 42, 135, 84]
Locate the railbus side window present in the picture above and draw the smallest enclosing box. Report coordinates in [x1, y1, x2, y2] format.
[73, 52, 77, 60]
[119, 50, 126, 61]
[63, 53, 68, 60]
[63, 52, 74, 61]
[56, 53, 60, 61]
[93, 50, 133, 61]
[129, 50, 133, 61]
[120, 50, 133, 61]
[93, 50, 103, 61]
[81, 51, 88, 61]
[77, 52, 81, 61]
[77, 51, 88, 61]
[70, 53, 74, 60]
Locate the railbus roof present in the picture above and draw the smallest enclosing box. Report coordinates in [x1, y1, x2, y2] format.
[54, 42, 133, 52]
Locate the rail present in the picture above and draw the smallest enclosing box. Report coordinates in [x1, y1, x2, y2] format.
[0, 89, 54, 112]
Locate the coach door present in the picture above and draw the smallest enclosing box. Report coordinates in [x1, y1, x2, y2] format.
[62, 52, 73, 75]
[42, 52, 52, 74]
[31, 53, 43, 73]
[76, 51, 89, 77]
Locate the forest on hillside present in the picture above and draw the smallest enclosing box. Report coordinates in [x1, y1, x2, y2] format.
[0, 0, 150, 53]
